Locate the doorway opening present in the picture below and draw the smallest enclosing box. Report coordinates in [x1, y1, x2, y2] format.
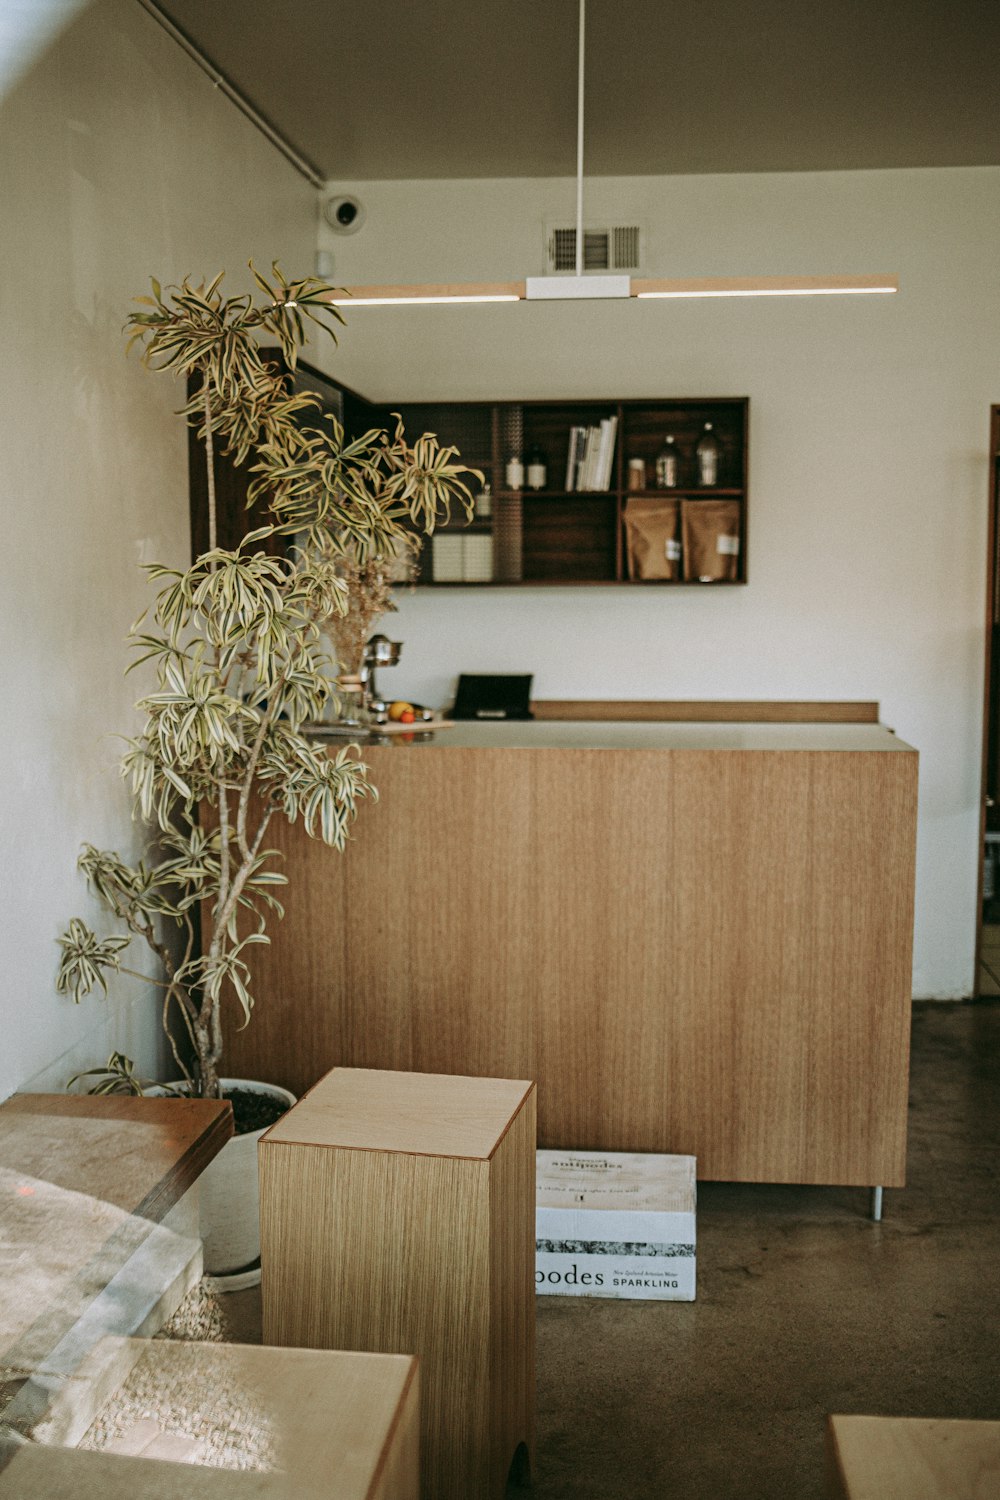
[978, 406, 1000, 995]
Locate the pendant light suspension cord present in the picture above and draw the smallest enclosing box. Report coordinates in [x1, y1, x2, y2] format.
[575, 0, 586, 277]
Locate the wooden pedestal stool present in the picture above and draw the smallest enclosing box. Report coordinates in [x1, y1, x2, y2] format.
[18, 1334, 419, 1500]
[260, 1067, 536, 1500]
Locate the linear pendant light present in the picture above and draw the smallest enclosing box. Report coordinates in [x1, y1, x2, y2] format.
[327, 1, 898, 309]
[634, 275, 899, 298]
[336, 283, 523, 306]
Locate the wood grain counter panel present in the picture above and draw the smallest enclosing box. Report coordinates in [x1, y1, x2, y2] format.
[227, 744, 917, 1186]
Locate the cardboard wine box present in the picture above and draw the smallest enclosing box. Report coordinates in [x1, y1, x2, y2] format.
[535, 1150, 696, 1301]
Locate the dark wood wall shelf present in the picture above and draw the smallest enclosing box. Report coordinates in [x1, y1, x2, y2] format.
[386, 396, 750, 588]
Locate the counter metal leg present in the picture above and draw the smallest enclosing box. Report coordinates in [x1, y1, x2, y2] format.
[870, 1186, 883, 1221]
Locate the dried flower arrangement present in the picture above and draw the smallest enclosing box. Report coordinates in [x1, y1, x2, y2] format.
[326, 537, 418, 678]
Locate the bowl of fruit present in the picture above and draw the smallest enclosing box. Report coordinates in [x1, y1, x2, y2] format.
[385, 701, 437, 728]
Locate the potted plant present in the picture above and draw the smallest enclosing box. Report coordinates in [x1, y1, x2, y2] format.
[55, 265, 479, 1277]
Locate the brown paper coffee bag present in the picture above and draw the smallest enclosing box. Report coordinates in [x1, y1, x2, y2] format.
[681, 499, 741, 582]
[624, 498, 682, 580]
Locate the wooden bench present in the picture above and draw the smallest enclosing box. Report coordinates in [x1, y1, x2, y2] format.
[828, 1415, 1000, 1498]
[260, 1067, 536, 1500]
[12, 1334, 418, 1499]
[0, 1445, 256, 1499]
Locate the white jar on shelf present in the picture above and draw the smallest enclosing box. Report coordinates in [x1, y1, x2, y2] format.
[505, 454, 524, 489]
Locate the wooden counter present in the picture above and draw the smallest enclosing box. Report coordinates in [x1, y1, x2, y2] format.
[227, 722, 918, 1187]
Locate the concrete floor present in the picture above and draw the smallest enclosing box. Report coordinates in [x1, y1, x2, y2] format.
[220, 1000, 1000, 1498]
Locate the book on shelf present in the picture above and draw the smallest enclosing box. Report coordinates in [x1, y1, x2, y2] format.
[595, 415, 617, 491]
[564, 425, 585, 490]
[564, 416, 617, 492]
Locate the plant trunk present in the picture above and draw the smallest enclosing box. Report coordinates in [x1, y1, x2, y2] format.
[194, 1032, 222, 1100]
[202, 372, 229, 1100]
[201, 1067, 222, 1100]
[203, 381, 217, 555]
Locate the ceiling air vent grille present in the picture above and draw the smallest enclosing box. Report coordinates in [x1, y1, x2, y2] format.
[612, 225, 641, 270]
[547, 225, 642, 273]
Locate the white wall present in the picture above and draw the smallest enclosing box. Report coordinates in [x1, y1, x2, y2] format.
[0, 0, 317, 1098]
[317, 169, 1000, 1000]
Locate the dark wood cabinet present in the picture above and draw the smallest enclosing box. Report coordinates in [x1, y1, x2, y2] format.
[388, 396, 750, 587]
[188, 366, 749, 588]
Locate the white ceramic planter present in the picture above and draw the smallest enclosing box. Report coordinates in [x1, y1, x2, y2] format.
[201, 1077, 296, 1278]
[158, 1077, 295, 1283]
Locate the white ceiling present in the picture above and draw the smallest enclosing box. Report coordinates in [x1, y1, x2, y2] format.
[157, 0, 1000, 180]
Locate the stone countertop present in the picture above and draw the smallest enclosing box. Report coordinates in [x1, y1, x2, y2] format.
[360, 719, 915, 753]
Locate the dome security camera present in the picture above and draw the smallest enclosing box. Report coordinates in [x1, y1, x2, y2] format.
[323, 195, 365, 235]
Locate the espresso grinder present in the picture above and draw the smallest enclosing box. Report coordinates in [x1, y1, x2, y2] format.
[362, 633, 402, 722]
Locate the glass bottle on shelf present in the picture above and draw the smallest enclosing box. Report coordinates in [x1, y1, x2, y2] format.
[695, 422, 721, 487]
[505, 452, 524, 490]
[474, 480, 493, 519]
[526, 446, 547, 491]
[655, 435, 679, 488]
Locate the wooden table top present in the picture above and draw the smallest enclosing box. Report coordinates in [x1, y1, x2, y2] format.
[0, 1093, 233, 1223]
[263, 1068, 534, 1159]
[828, 1415, 1000, 1499]
[31, 1335, 419, 1497]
